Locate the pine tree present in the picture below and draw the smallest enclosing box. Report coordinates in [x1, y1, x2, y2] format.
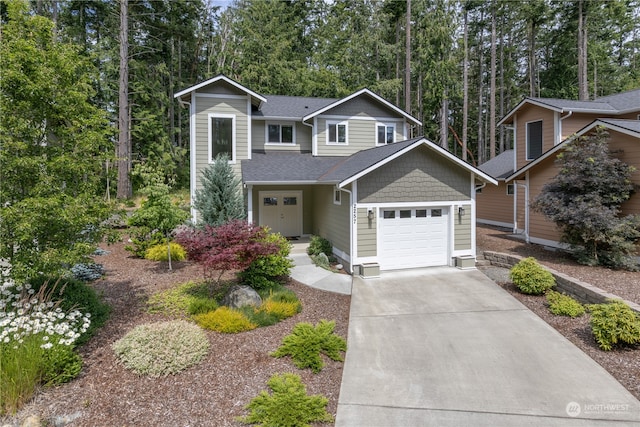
[193, 154, 245, 226]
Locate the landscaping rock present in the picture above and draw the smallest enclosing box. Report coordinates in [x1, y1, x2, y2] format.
[222, 285, 262, 309]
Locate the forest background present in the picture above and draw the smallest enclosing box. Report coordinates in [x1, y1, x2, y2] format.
[4, 0, 640, 195]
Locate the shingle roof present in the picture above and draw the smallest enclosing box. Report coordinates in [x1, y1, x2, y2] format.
[596, 118, 640, 135]
[254, 95, 338, 119]
[529, 98, 616, 112]
[594, 89, 640, 112]
[478, 150, 514, 180]
[242, 153, 343, 183]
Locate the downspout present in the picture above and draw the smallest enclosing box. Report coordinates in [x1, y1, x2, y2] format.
[338, 185, 354, 274]
[559, 111, 573, 144]
[514, 181, 529, 242]
[302, 119, 315, 156]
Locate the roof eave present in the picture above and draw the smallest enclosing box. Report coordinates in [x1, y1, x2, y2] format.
[173, 74, 267, 105]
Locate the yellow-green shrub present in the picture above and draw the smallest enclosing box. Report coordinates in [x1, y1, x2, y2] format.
[194, 307, 257, 333]
[509, 257, 555, 295]
[546, 290, 585, 317]
[260, 299, 301, 321]
[145, 242, 187, 262]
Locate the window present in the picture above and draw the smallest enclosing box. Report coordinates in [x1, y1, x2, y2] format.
[283, 197, 297, 206]
[267, 123, 294, 144]
[327, 121, 348, 144]
[377, 124, 396, 145]
[400, 210, 411, 218]
[431, 209, 442, 217]
[526, 120, 543, 160]
[383, 210, 395, 219]
[263, 197, 277, 206]
[209, 114, 235, 162]
[416, 209, 427, 218]
[333, 189, 341, 205]
[506, 184, 514, 195]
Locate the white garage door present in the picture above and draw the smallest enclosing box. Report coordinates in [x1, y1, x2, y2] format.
[379, 207, 449, 270]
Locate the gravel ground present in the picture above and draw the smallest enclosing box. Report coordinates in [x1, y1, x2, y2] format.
[3, 226, 638, 426]
[477, 225, 640, 401]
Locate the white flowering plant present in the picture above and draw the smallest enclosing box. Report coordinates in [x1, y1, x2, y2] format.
[1, 267, 91, 414]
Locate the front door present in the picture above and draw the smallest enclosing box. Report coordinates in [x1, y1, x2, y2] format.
[258, 191, 302, 237]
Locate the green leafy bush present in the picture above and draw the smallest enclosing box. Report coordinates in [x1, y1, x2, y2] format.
[125, 227, 166, 258]
[145, 242, 187, 262]
[42, 343, 83, 386]
[194, 307, 257, 333]
[271, 320, 346, 373]
[260, 299, 301, 321]
[29, 276, 110, 346]
[545, 291, 585, 317]
[237, 373, 333, 427]
[239, 232, 293, 290]
[588, 300, 640, 351]
[307, 235, 332, 257]
[509, 257, 555, 295]
[187, 298, 219, 316]
[112, 320, 210, 377]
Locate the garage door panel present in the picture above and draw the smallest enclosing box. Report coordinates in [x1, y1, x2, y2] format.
[379, 207, 449, 269]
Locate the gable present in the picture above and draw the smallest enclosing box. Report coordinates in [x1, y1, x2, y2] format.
[324, 94, 404, 119]
[198, 80, 249, 96]
[357, 146, 471, 203]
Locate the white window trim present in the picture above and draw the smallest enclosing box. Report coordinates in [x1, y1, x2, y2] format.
[525, 119, 543, 161]
[208, 113, 236, 163]
[376, 122, 396, 145]
[333, 188, 341, 205]
[326, 120, 348, 145]
[265, 121, 296, 145]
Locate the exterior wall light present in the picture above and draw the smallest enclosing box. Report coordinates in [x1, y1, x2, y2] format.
[367, 209, 374, 220]
[458, 206, 465, 217]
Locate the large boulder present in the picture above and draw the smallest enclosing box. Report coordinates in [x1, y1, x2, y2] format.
[222, 285, 262, 309]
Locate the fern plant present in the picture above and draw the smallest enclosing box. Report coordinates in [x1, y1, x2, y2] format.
[237, 373, 333, 427]
[271, 320, 346, 373]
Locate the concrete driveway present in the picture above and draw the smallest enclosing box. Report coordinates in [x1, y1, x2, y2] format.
[335, 267, 640, 426]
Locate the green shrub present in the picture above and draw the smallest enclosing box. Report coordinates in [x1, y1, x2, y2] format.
[194, 307, 257, 333]
[125, 227, 166, 258]
[239, 306, 281, 327]
[545, 291, 585, 317]
[144, 242, 187, 262]
[187, 298, 219, 316]
[1, 334, 47, 415]
[237, 373, 333, 427]
[239, 232, 293, 291]
[71, 262, 105, 281]
[147, 281, 211, 316]
[260, 299, 301, 321]
[29, 276, 110, 346]
[271, 320, 346, 373]
[588, 300, 640, 351]
[42, 343, 83, 386]
[509, 257, 555, 295]
[306, 235, 332, 257]
[112, 320, 209, 377]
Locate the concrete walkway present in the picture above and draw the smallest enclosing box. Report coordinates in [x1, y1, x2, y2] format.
[334, 267, 640, 426]
[288, 239, 352, 295]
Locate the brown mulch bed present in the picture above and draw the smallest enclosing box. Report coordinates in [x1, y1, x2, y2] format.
[2, 240, 350, 427]
[477, 224, 640, 401]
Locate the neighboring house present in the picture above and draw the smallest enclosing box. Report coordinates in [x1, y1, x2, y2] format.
[477, 149, 514, 229]
[174, 75, 497, 274]
[477, 88, 640, 248]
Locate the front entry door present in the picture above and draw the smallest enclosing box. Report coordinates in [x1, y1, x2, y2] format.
[258, 191, 302, 237]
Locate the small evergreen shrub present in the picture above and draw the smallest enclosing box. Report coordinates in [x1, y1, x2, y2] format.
[509, 257, 555, 295]
[144, 242, 187, 262]
[239, 232, 293, 291]
[194, 306, 257, 333]
[237, 373, 333, 427]
[29, 276, 110, 346]
[71, 263, 105, 282]
[260, 299, 301, 321]
[271, 320, 346, 373]
[112, 320, 209, 377]
[125, 227, 166, 258]
[588, 300, 640, 351]
[240, 306, 281, 327]
[307, 235, 332, 257]
[187, 298, 219, 316]
[546, 291, 585, 317]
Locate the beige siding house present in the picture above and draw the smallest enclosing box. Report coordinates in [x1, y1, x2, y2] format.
[176, 75, 496, 274]
[477, 87, 640, 250]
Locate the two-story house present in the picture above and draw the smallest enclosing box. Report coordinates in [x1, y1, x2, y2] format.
[174, 75, 497, 274]
[477, 88, 640, 249]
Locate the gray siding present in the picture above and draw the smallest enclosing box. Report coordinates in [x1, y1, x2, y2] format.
[199, 81, 246, 96]
[326, 96, 400, 118]
[454, 206, 472, 250]
[312, 186, 350, 257]
[194, 96, 248, 189]
[357, 208, 377, 257]
[251, 121, 312, 153]
[357, 147, 471, 203]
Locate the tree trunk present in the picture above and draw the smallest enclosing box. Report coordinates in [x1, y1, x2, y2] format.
[528, 19, 537, 97]
[405, 0, 411, 117]
[117, 0, 131, 199]
[489, 1, 497, 159]
[462, 8, 469, 162]
[578, 0, 589, 100]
